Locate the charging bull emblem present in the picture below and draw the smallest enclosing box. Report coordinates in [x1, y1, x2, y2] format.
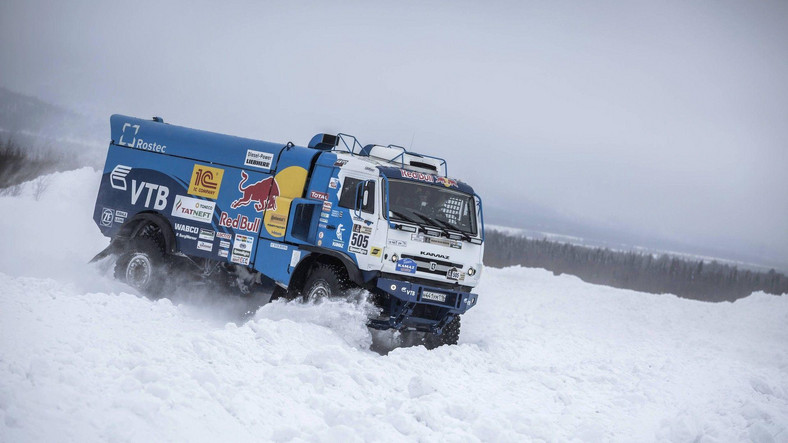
[231, 171, 279, 212]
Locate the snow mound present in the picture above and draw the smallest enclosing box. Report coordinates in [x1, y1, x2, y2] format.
[1, 168, 787, 441]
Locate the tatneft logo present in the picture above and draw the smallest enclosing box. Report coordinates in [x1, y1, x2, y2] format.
[118, 122, 166, 152]
[188, 164, 224, 199]
[171, 195, 216, 224]
[110, 165, 132, 190]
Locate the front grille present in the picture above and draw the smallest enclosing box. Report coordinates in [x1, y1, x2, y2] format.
[401, 254, 463, 277]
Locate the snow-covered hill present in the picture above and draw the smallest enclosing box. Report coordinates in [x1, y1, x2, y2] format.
[1, 170, 787, 442]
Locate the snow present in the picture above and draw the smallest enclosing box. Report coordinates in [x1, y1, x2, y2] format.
[2, 169, 787, 442]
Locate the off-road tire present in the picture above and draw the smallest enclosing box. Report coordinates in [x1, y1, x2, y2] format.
[301, 264, 348, 302]
[423, 315, 461, 349]
[114, 236, 167, 295]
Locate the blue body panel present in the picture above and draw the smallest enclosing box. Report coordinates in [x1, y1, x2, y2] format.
[96, 115, 320, 283]
[110, 115, 286, 169]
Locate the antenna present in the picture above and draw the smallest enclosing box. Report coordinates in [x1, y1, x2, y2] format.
[409, 132, 416, 150]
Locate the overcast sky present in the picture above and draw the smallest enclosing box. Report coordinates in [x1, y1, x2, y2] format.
[2, 0, 787, 268]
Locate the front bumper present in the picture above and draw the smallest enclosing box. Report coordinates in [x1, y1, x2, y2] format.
[368, 277, 479, 333]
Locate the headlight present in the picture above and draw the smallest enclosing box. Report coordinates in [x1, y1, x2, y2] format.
[391, 254, 399, 263]
[468, 267, 476, 276]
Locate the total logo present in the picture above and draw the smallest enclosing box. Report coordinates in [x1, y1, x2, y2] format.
[118, 123, 166, 152]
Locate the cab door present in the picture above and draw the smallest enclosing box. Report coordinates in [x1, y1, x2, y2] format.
[332, 173, 384, 271]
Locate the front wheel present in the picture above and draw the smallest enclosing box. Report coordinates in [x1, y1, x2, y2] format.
[301, 264, 348, 302]
[423, 315, 461, 349]
[114, 237, 166, 295]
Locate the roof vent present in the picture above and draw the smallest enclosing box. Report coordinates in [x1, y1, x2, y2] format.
[308, 133, 339, 150]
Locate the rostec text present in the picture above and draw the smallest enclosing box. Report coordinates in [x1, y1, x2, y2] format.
[130, 180, 169, 210]
[134, 139, 166, 153]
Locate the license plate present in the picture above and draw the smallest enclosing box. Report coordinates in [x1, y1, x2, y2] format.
[422, 290, 446, 303]
[446, 267, 462, 280]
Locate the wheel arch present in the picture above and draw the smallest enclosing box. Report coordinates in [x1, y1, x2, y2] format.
[116, 212, 177, 253]
[288, 249, 363, 292]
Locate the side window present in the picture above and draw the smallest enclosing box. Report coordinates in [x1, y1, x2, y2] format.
[338, 177, 375, 214]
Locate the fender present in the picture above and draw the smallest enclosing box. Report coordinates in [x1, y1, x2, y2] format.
[297, 246, 365, 286]
[90, 212, 177, 263]
[124, 212, 177, 253]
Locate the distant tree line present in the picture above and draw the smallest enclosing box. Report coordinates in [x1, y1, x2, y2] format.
[0, 137, 65, 189]
[484, 230, 788, 302]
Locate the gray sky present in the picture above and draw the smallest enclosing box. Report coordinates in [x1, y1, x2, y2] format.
[2, 0, 787, 268]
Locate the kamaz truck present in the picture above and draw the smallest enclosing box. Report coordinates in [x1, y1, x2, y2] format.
[92, 115, 484, 347]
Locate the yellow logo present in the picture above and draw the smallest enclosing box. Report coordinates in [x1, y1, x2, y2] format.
[188, 164, 224, 199]
[264, 165, 308, 237]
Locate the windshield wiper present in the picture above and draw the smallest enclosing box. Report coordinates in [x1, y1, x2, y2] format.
[389, 209, 421, 226]
[429, 217, 474, 242]
[411, 210, 457, 239]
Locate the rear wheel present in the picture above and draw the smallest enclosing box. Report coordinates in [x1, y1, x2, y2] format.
[114, 236, 166, 295]
[301, 264, 348, 301]
[423, 315, 461, 349]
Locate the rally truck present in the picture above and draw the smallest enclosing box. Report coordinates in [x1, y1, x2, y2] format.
[92, 115, 484, 347]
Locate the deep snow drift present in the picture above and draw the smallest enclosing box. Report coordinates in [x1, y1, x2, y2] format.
[1, 169, 787, 442]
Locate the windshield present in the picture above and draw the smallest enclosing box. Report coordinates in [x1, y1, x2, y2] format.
[387, 179, 478, 236]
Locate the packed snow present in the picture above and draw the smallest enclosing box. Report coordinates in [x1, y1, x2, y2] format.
[1, 169, 787, 442]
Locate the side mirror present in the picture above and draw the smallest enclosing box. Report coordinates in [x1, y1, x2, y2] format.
[353, 180, 375, 224]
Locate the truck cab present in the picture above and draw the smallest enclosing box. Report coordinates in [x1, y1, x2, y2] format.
[301, 135, 484, 335]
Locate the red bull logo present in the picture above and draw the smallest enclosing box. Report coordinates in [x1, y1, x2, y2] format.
[436, 177, 458, 188]
[231, 171, 279, 212]
[219, 212, 261, 233]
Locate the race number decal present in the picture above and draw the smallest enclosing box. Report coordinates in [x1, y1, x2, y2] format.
[348, 224, 371, 255]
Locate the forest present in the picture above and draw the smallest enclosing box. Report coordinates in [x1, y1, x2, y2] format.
[484, 229, 788, 302]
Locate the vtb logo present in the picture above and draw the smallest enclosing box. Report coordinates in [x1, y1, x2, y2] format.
[110, 164, 132, 190]
[118, 123, 140, 147]
[188, 164, 224, 199]
[231, 171, 279, 212]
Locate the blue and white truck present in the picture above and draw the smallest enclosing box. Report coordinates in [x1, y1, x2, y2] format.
[93, 115, 484, 347]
